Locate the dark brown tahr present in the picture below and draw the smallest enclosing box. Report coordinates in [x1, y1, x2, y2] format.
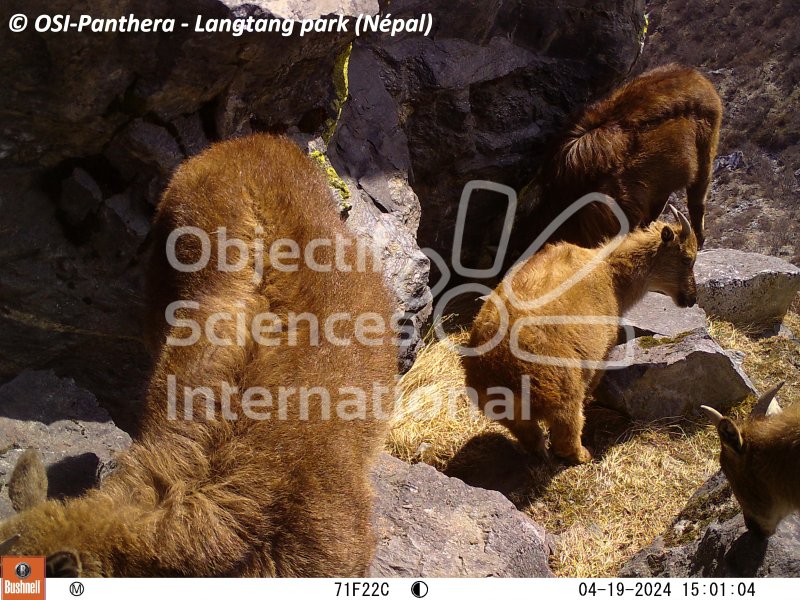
[510, 63, 722, 258]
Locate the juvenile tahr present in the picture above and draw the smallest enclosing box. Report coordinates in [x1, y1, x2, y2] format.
[0, 134, 397, 577]
[465, 206, 698, 464]
[509, 64, 721, 256]
[702, 383, 800, 537]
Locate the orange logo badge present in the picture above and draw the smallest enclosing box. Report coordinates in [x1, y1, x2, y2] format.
[1, 556, 45, 600]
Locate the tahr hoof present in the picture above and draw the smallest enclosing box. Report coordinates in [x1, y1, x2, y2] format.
[555, 446, 592, 465]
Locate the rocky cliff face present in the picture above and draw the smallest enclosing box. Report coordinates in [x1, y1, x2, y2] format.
[343, 0, 646, 270]
[0, 0, 645, 429]
[0, 0, 395, 430]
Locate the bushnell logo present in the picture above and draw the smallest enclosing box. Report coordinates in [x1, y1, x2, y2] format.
[1, 555, 45, 600]
[14, 562, 31, 579]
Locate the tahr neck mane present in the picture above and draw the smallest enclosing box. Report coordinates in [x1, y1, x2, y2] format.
[605, 227, 663, 313]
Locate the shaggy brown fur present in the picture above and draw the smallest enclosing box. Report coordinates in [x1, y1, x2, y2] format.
[512, 64, 721, 254]
[0, 134, 397, 577]
[464, 208, 698, 464]
[702, 385, 800, 537]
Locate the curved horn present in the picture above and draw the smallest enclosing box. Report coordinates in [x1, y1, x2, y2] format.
[668, 204, 692, 239]
[0, 534, 21, 555]
[700, 404, 724, 426]
[752, 381, 785, 417]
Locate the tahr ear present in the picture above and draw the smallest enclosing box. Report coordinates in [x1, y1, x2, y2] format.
[661, 225, 675, 244]
[701, 405, 743, 452]
[8, 449, 48, 512]
[718, 419, 744, 454]
[46, 550, 82, 578]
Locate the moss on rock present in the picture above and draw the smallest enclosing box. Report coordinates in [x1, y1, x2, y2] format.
[637, 331, 693, 349]
[663, 475, 739, 547]
[323, 43, 351, 144]
[309, 150, 351, 212]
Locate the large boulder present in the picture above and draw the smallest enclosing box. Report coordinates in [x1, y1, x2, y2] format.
[598, 330, 758, 421]
[0, 0, 377, 168]
[622, 292, 708, 339]
[0, 169, 153, 432]
[0, 371, 131, 519]
[622, 471, 800, 577]
[695, 250, 800, 332]
[370, 453, 552, 577]
[328, 45, 433, 370]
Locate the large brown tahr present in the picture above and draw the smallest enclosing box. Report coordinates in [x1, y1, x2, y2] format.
[0, 134, 397, 577]
[465, 207, 698, 465]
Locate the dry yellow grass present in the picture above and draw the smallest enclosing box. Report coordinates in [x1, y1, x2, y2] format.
[387, 329, 503, 468]
[530, 421, 718, 577]
[388, 308, 800, 577]
[708, 312, 800, 410]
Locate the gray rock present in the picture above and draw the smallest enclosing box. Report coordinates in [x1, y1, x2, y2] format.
[108, 120, 185, 180]
[89, 193, 153, 268]
[170, 113, 210, 158]
[329, 44, 421, 231]
[622, 471, 800, 577]
[622, 292, 708, 339]
[346, 196, 432, 371]
[370, 453, 552, 577]
[0, 0, 372, 168]
[775, 323, 797, 341]
[105, 119, 187, 206]
[0, 371, 132, 519]
[105, 193, 152, 241]
[59, 168, 104, 226]
[598, 330, 758, 421]
[0, 171, 151, 431]
[695, 250, 800, 331]
[713, 150, 745, 174]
